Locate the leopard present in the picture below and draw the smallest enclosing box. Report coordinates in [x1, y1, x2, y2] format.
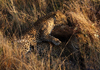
[15, 10, 67, 54]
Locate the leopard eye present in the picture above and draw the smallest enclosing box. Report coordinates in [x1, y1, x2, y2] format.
[55, 14, 59, 18]
[55, 15, 57, 18]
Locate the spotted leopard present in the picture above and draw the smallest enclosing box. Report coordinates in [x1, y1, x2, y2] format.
[15, 10, 67, 54]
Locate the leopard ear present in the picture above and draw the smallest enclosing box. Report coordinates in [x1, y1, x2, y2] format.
[56, 10, 61, 14]
[56, 10, 62, 17]
[56, 10, 60, 12]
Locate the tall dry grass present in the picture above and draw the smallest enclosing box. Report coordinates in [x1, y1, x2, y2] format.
[0, 0, 100, 70]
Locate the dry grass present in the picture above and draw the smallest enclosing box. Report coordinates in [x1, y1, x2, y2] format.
[0, 0, 100, 70]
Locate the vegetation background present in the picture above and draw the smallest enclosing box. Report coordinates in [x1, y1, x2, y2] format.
[0, 0, 100, 70]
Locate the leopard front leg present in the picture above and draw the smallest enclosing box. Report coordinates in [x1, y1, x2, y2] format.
[41, 35, 61, 45]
